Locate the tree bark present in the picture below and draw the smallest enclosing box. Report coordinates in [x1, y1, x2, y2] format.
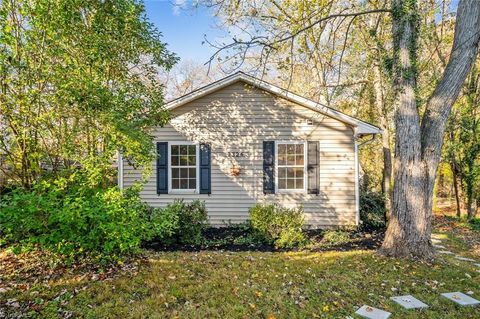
[451, 162, 462, 217]
[372, 57, 393, 219]
[467, 195, 474, 220]
[475, 197, 480, 217]
[380, 0, 480, 258]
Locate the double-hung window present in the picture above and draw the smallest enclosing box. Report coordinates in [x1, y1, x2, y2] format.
[276, 141, 306, 192]
[170, 143, 198, 192]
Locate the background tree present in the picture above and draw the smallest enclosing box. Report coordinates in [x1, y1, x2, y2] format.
[159, 60, 224, 100]
[443, 62, 480, 219]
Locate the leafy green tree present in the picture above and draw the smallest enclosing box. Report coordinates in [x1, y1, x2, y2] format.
[0, 0, 177, 187]
[444, 63, 480, 219]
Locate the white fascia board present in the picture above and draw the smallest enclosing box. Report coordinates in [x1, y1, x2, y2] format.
[164, 72, 381, 135]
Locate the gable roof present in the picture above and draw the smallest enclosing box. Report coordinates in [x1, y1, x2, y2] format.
[164, 71, 381, 135]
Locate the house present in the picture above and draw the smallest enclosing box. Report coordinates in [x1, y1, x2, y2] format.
[119, 72, 380, 228]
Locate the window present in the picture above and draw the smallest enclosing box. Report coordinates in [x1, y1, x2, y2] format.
[276, 142, 306, 191]
[170, 143, 198, 191]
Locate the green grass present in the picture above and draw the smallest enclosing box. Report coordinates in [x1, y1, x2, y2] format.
[2, 248, 480, 318]
[2, 219, 480, 318]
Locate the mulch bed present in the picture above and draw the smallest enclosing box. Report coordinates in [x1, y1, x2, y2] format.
[143, 227, 385, 252]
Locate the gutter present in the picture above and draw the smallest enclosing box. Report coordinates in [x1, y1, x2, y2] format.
[358, 133, 377, 147]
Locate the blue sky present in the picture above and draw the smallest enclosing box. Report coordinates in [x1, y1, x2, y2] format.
[144, 1, 223, 63]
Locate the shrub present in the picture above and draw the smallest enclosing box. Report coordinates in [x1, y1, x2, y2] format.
[469, 218, 480, 232]
[149, 199, 208, 245]
[146, 204, 180, 242]
[249, 203, 305, 248]
[321, 230, 351, 245]
[360, 189, 386, 230]
[0, 174, 157, 261]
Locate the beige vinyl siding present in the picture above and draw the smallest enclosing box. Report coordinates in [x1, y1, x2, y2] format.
[123, 81, 357, 227]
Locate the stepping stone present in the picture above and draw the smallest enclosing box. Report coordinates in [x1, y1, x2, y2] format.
[438, 250, 454, 255]
[355, 305, 391, 319]
[431, 234, 442, 239]
[432, 239, 442, 244]
[474, 264, 480, 267]
[390, 295, 428, 309]
[455, 256, 476, 262]
[433, 244, 446, 249]
[441, 292, 480, 306]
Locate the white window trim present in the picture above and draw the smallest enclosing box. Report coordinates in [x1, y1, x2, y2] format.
[168, 141, 200, 194]
[274, 141, 307, 193]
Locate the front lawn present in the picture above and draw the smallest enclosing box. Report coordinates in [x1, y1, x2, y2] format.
[2, 216, 480, 318]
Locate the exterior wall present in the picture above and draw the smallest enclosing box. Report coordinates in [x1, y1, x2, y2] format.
[122, 81, 357, 227]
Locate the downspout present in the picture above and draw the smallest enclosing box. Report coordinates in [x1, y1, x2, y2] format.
[117, 150, 124, 190]
[358, 134, 377, 147]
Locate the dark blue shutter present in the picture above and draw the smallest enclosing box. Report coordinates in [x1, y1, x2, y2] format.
[307, 141, 319, 194]
[156, 142, 168, 194]
[263, 141, 275, 194]
[199, 143, 211, 194]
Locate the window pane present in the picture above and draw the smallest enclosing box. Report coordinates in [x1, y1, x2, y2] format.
[295, 144, 303, 154]
[287, 179, 295, 189]
[287, 167, 295, 178]
[172, 179, 179, 189]
[180, 145, 187, 155]
[278, 153, 286, 165]
[188, 178, 196, 189]
[180, 179, 188, 189]
[180, 168, 188, 178]
[171, 155, 179, 166]
[295, 178, 303, 189]
[278, 178, 286, 189]
[296, 154, 304, 166]
[171, 145, 179, 155]
[188, 155, 196, 166]
[295, 168, 304, 178]
[278, 144, 286, 154]
[278, 168, 286, 178]
[287, 144, 295, 154]
[172, 168, 179, 178]
[189, 168, 196, 178]
[180, 155, 188, 165]
[188, 145, 196, 155]
[287, 155, 295, 165]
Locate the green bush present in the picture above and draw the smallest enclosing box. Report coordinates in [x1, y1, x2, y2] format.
[149, 199, 208, 245]
[321, 230, 351, 245]
[249, 203, 305, 248]
[0, 174, 162, 261]
[469, 218, 480, 232]
[360, 189, 386, 230]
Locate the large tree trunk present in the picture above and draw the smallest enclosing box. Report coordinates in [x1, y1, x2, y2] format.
[372, 57, 393, 219]
[380, 0, 480, 258]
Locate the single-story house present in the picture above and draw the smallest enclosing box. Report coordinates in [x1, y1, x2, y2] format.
[118, 72, 380, 228]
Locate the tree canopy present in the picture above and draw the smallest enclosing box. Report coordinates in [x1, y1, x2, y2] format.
[0, 0, 177, 187]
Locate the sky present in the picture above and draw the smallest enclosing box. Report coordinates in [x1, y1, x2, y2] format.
[143, 1, 224, 64]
